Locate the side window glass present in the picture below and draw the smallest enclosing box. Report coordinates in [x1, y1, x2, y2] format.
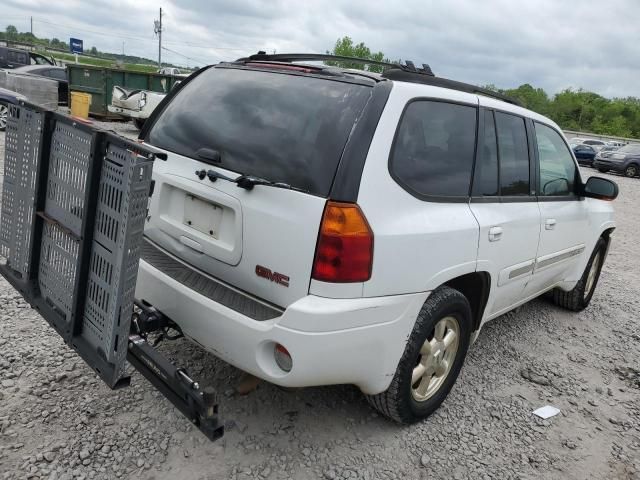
[472, 110, 499, 196]
[535, 122, 577, 196]
[495, 112, 530, 196]
[390, 100, 477, 198]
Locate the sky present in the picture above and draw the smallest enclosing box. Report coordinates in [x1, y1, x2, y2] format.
[2, 0, 639, 98]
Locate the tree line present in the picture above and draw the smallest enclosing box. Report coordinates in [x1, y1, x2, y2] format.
[328, 37, 640, 140]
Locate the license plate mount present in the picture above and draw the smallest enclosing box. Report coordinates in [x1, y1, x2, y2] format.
[184, 194, 222, 239]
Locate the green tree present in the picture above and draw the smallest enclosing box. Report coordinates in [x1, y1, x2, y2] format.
[5, 25, 18, 40]
[504, 84, 550, 115]
[326, 36, 390, 73]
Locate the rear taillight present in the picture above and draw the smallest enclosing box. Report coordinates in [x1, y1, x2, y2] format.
[312, 201, 373, 283]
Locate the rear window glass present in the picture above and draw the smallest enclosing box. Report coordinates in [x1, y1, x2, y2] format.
[146, 67, 372, 196]
[389, 100, 477, 198]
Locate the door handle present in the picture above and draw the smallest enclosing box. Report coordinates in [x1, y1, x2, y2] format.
[545, 218, 557, 230]
[488, 226, 503, 242]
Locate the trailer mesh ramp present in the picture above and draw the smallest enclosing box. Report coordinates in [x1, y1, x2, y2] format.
[0, 102, 156, 388]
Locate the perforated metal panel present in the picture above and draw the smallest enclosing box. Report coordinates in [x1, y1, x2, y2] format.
[0, 104, 44, 276]
[0, 102, 157, 388]
[82, 140, 154, 366]
[44, 122, 93, 237]
[38, 222, 79, 318]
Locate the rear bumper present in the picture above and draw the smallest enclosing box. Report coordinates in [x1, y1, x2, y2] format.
[107, 105, 147, 119]
[135, 259, 428, 394]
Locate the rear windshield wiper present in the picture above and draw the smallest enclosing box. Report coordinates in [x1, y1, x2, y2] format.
[234, 174, 307, 192]
[195, 169, 307, 193]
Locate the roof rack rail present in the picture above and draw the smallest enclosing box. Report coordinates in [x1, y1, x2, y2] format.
[235, 52, 434, 76]
[380, 69, 522, 106]
[234, 52, 519, 106]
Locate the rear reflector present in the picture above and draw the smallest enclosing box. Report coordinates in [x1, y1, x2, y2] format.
[312, 201, 373, 283]
[274, 344, 293, 372]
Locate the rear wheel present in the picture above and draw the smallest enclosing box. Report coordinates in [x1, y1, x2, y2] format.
[0, 101, 8, 132]
[366, 286, 472, 424]
[552, 238, 606, 311]
[625, 164, 638, 178]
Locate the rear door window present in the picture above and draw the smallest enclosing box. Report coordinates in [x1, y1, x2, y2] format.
[146, 67, 372, 197]
[495, 112, 530, 196]
[389, 100, 477, 198]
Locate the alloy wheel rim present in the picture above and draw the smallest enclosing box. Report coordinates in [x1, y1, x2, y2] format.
[585, 252, 601, 298]
[411, 316, 460, 402]
[0, 104, 8, 130]
[627, 166, 637, 177]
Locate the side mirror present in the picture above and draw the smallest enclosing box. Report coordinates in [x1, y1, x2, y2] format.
[582, 176, 618, 201]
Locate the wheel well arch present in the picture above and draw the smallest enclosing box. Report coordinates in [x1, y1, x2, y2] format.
[601, 227, 616, 252]
[443, 271, 491, 332]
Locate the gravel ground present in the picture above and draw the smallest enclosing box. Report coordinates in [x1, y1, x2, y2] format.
[0, 122, 639, 480]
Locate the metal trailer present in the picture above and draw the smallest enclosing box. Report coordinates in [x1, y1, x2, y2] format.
[0, 101, 223, 441]
[66, 64, 181, 118]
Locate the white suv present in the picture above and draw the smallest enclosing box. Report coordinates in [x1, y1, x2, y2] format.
[136, 54, 617, 423]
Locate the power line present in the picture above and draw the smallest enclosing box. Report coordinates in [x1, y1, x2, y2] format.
[161, 46, 214, 65]
[33, 19, 155, 42]
[31, 18, 254, 54]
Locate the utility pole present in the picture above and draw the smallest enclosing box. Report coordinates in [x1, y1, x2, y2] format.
[154, 8, 162, 69]
[30, 16, 33, 36]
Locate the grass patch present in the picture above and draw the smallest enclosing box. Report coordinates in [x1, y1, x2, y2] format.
[51, 53, 158, 73]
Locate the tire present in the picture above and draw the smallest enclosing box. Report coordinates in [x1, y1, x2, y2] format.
[134, 118, 146, 130]
[552, 237, 606, 312]
[598, 168, 608, 173]
[366, 286, 472, 424]
[0, 101, 8, 132]
[625, 164, 638, 178]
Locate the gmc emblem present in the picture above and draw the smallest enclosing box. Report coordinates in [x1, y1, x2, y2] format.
[255, 265, 290, 288]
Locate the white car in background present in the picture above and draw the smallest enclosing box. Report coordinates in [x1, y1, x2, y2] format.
[570, 137, 606, 151]
[108, 86, 166, 130]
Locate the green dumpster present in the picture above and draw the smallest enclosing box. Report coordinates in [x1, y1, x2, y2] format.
[66, 64, 181, 118]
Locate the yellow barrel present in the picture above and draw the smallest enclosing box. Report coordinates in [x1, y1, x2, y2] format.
[70, 92, 91, 118]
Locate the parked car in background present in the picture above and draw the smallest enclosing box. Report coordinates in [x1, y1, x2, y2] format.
[158, 67, 182, 75]
[570, 138, 607, 151]
[606, 141, 625, 148]
[0, 87, 27, 131]
[573, 144, 597, 166]
[12, 65, 68, 105]
[108, 86, 166, 129]
[0, 46, 54, 69]
[599, 145, 619, 154]
[593, 144, 640, 177]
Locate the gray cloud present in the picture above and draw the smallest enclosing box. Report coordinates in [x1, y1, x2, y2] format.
[2, 0, 639, 97]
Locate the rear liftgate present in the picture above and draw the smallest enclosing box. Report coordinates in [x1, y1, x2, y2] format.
[0, 102, 223, 441]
